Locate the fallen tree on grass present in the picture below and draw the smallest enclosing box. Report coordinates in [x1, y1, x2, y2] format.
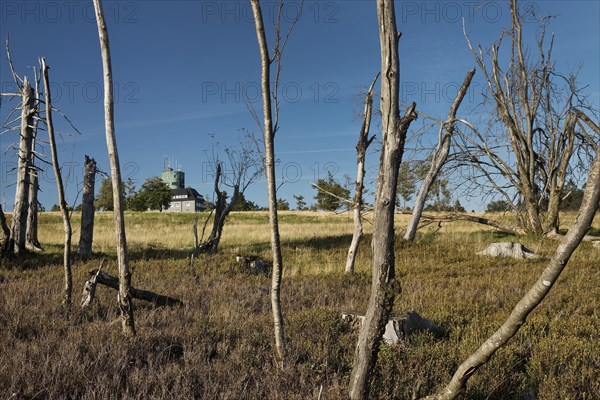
[81, 268, 183, 308]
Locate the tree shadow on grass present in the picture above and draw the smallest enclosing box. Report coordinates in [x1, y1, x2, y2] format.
[0, 249, 64, 271]
[285, 234, 354, 252]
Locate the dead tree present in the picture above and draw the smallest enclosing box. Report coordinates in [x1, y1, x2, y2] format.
[78, 155, 97, 257]
[348, 0, 418, 397]
[26, 69, 42, 251]
[403, 69, 475, 241]
[421, 134, 600, 400]
[402, 210, 525, 236]
[459, 0, 595, 235]
[93, 0, 136, 336]
[250, 0, 301, 363]
[10, 76, 35, 254]
[345, 73, 379, 274]
[42, 58, 73, 304]
[196, 134, 263, 253]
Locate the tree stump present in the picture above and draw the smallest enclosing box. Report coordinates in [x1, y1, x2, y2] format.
[476, 242, 540, 259]
[342, 310, 445, 344]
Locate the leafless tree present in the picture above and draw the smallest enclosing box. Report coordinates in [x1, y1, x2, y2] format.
[9, 76, 35, 255]
[93, 0, 135, 335]
[421, 138, 600, 400]
[41, 58, 74, 304]
[403, 69, 475, 241]
[458, 0, 597, 235]
[26, 67, 42, 251]
[345, 73, 379, 274]
[250, 0, 301, 363]
[348, 0, 418, 398]
[196, 133, 263, 253]
[78, 155, 97, 257]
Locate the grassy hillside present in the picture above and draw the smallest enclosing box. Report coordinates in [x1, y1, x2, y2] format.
[0, 211, 598, 399]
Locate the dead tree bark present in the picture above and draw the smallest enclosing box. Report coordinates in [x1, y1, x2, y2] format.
[26, 164, 41, 251]
[0, 204, 10, 253]
[251, 0, 300, 363]
[348, 0, 418, 397]
[93, 0, 136, 336]
[78, 155, 97, 257]
[422, 146, 600, 400]
[345, 73, 379, 274]
[404, 69, 475, 241]
[207, 164, 240, 253]
[42, 58, 73, 305]
[10, 77, 34, 254]
[409, 211, 525, 236]
[26, 73, 42, 251]
[459, 0, 591, 235]
[82, 269, 183, 308]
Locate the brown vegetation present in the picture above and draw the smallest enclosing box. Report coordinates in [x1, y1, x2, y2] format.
[0, 211, 598, 399]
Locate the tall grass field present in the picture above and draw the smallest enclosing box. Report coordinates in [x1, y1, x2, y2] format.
[0, 211, 598, 399]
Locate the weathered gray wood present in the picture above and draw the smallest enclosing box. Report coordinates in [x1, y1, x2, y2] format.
[200, 163, 240, 254]
[343, 311, 445, 344]
[422, 121, 600, 400]
[345, 73, 379, 274]
[25, 167, 41, 251]
[82, 269, 183, 308]
[42, 58, 73, 305]
[26, 76, 42, 252]
[404, 69, 476, 241]
[349, 1, 418, 398]
[10, 77, 34, 254]
[476, 242, 540, 260]
[93, 0, 136, 336]
[78, 155, 97, 257]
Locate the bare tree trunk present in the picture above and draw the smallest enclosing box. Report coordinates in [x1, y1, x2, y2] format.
[26, 77, 42, 252]
[10, 77, 34, 254]
[78, 155, 97, 257]
[202, 163, 240, 253]
[345, 73, 379, 274]
[404, 69, 475, 241]
[349, 1, 418, 397]
[544, 111, 577, 234]
[0, 204, 10, 253]
[42, 58, 73, 305]
[26, 162, 41, 251]
[422, 148, 600, 400]
[93, 0, 136, 336]
[251, 0, 285, 362]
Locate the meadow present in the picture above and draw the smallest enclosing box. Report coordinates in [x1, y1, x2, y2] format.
[0, 211, 598, 399]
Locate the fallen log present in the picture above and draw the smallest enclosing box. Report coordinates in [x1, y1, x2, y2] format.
[81, 269, 183, 308]
[398, 210, 525, 236]
[342, 310, 445, 344]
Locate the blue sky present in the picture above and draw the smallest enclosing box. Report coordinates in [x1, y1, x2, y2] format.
[1, 0, 598, 211]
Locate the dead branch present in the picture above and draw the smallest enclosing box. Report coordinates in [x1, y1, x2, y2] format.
[82, 268, 183, 308]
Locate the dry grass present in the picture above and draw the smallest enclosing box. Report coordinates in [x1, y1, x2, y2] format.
[0, 211, 598, 399]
